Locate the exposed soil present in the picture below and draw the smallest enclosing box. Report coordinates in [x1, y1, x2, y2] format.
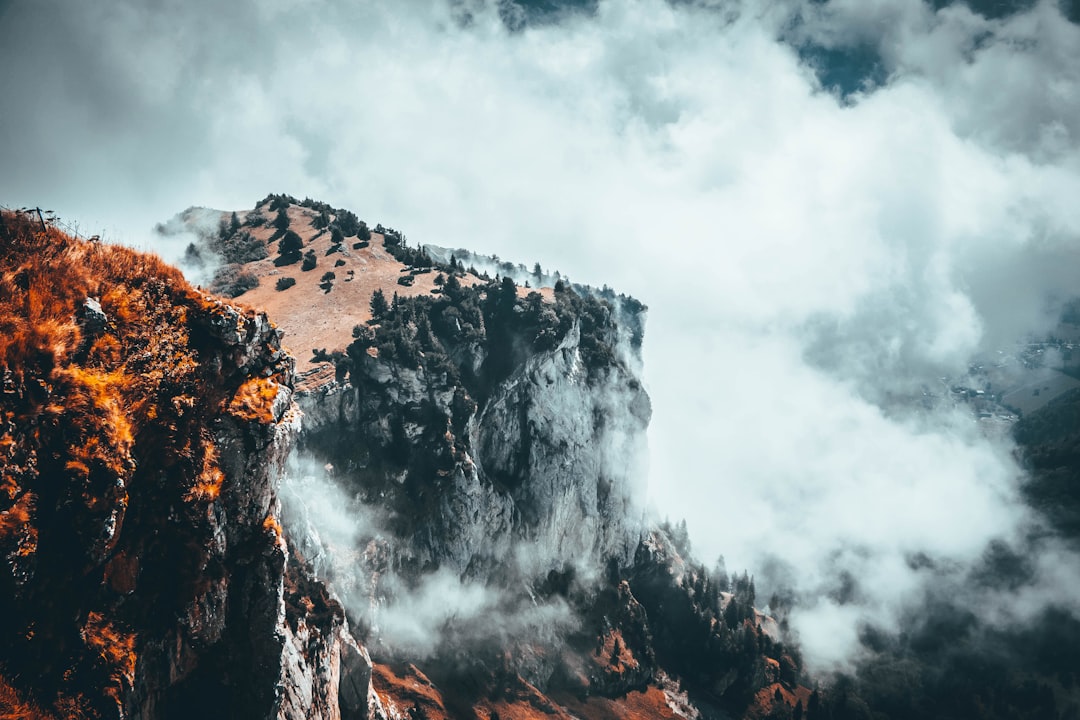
[228, 205, 551, 390]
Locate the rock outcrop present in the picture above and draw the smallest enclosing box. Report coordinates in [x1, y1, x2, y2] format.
[0, 211, 379, 720]
[1, 197, 807, 720]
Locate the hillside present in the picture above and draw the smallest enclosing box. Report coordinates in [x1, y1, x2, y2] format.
[0, 209, 356, 719]
[3, 199, 804, 719]
[165, 195, 554, 390]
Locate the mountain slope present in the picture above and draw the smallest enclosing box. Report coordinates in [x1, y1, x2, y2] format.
[2, 197, 806, 719]
[172, 194, 805, 719]
[0, 209, 374, 719]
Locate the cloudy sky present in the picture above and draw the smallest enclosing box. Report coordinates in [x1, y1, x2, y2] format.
[4, 0, 1080, 671]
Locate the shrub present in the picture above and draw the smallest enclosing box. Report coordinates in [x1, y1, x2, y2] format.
[352, 240, 369, 250]
[319, 271, 335, 294]
[301, 250, 317, 271]
[275, 277, 296, 291]
[209, 264, 259, 298]
[273, 207, 290, 231]
[275, 230, 303, 266]
[219, 231, 267, 264]
[268, 194, 292, 211]
[334, 259, 346, 267]
[335, 210, 362, 236]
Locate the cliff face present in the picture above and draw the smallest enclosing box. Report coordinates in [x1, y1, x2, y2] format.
[297, 314, 650, 578]
[0, 211, 374, 720]
[1, 196, 805, 720]
[242, 195, 796, 717]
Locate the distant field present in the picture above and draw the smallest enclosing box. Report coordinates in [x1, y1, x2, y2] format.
[1001, 368, 1080, 416]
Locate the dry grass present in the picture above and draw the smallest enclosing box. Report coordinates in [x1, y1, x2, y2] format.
[372, 662, 452, 720]
[80, 612, 137, 707]
[229, 205, 495, 387]
[226, 376, 281, 425]
[0, 211, 289, 717]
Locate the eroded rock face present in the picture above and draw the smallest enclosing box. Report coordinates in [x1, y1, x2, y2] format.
[297, 315, 650, 578]
[1, 203, 809, 720]
[476, 322, 651, 572]
[0, 219, 380, 720]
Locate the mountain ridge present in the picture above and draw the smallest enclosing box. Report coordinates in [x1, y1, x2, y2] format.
[2, 198, 806, 719]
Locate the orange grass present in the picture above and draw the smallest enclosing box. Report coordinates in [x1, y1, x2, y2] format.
[0, 211, 292, 716]
[228, 376, 280, 424]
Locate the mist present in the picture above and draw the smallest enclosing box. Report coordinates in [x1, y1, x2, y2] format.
[278, 453, 580, 661]
[4, 0, 1080, 673]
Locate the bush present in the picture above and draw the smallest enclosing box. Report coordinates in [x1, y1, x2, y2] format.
[218, 231, 267, 264]
[273, 207, 290, 231]
[334, 259, 346, 267]
[301, 250, 317, 271]
[275, 230, 303, 266]
[352, 240, 369, 250]
[275, 277, 296, 291]
[335, 210, 362, 237]
[268, 194, 292, 211]
[210, 264, 259, 298]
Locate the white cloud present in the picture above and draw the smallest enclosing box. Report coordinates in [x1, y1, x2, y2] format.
[4, 0, 1080, 672]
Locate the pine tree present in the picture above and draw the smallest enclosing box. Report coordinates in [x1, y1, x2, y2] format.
[275, 230, 303, 266]
[274, 207, 290, 231]
[370, 289, 389, 318]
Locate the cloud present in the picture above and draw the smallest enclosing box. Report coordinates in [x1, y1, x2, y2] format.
[279, 452, 579, 660]
[4, 0, 1080, 673]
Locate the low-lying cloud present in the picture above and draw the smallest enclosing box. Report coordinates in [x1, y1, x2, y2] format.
[279, 453, 579, 660]
[4, 0, 1080, 673]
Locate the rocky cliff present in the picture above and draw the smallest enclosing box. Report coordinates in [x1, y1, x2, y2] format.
[219, 195, 802, 718]
[1, 196, 805, 720]
[0, 210, 378, 720]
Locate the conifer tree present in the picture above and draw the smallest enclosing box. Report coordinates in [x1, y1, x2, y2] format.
[370, 289, 389, 318]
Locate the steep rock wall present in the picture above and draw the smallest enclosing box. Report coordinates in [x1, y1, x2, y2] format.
[296, 314, 650, 581]
[0, 215, 379, 720]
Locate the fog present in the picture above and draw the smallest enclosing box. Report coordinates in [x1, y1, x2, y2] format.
[279, 454, 579, 660]
[3, 0, 1080, 672]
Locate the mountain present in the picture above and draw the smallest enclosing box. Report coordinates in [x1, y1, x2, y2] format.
[0, 207, 358, 719]
[1, 197, 806, 719]
[9, 193, 1080, 720]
